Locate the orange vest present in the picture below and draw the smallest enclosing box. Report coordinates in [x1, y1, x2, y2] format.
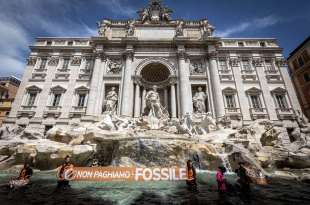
[187, 168, 195, 181]
[19, 168, 27, 180]
[58, 163, 73, 180]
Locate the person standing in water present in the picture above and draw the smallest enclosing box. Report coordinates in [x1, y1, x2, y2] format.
[235, 162, 251, 193]
[57, 155, 74, 189]
[186, 160, 198, 192]
[9, 162, 33, 189]
[216, 166, 227, 194]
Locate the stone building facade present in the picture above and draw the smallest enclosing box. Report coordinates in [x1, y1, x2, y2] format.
[5, 0, 302, 131]
[288, 36, 310, 119]
[0, 76, 20, 125]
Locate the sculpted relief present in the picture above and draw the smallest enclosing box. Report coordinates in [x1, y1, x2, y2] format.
[138, 0, 172, 24]
[190, 60, 205, 75]
[106, 58, 122, 74]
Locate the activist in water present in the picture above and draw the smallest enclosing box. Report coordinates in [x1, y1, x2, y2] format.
[57, 155, 74, 189]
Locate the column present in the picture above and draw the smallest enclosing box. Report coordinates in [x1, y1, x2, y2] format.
[255, 58, 277, 120]
[164, 88, 168, 109]
[278, 58, 302, 112]
[141, 88, 146, 115]
[134, 83, 141, 118]
[177, 48, 193, 116]
[231, 57, 251, 121]
[206, 61, 215, 117]
[170, 84, 177, 118]
[120, 49, 134, 117]
[86, 54, 103, 115]
[208, 50, 225, 119]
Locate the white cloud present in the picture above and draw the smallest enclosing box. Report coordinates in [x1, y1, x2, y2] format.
[96, 0, 136, 17]
[216, 15, 281, 37]
[0, 0, 97, 77]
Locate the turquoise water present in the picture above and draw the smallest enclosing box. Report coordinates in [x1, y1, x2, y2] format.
[0, 171, 310, 205]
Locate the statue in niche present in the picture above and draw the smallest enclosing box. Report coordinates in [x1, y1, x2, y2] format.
[145, 85, 166, 119]
[107, 59, 122, 74]
[126, 20, 135, 36]
[193, 87, 207, 113]
[175, 20, 184, 37]
[104, 87, 118, 114]
[190, 61, 204, 74]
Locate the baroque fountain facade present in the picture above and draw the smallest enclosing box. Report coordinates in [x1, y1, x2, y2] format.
[0, 1, 310, 179]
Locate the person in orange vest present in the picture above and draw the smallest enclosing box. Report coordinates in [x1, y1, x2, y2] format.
[57, 155, 74, 189]
[186, 160, 198, 192]
[9, 162, 33, 189]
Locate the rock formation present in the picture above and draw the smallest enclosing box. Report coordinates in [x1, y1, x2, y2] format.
[0, 116, 310, 178]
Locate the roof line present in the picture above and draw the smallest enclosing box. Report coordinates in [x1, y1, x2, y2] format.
[288, 36, 310, 59]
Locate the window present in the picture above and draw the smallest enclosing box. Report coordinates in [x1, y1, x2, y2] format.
[77, 94, 86, 107]
[238, 42, 244, 47]
[265, 60, 275, 72]
[225, 95, 236, 108]
[260, 42, 266, 47]
[52, 93, 61, 107]
[304, 73, 310, 82]
[242, 60, 251, 71]
[275, 94, 288, 109]
[219, 60, 228, 70]
[62, 58, 70, 70]
[302, 50, 310, 63]
[68, 41, 73, 46]
[250, 95, 262, 109]
[298, 57, 304, 67]
[293, 59, 299, 70]
[39, 58, 47, 69]
[84, 60, 91, 73]
[47, 41, 52, 46]
[27, 93, 37, 106]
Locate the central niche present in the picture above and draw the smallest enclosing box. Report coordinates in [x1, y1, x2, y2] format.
[141, 63, 170, 83]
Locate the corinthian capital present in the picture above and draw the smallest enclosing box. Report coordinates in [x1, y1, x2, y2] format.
[207, 51, 218, 60]
[276, 58, 287, 67]
[94, 51, 106, 61]
[123, 49, 134, 61]
[177, 50, 188, 60]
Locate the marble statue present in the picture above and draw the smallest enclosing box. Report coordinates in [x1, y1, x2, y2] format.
[193, 87, 207, 113]
[139, 8, 150, 23]
[97, 20, 111, 37]
[161, 7, 172, 22]
[175, 20, 184, 37]
[104, 87, 118, 114]
[127, 20, 135, 36]
[145, 85, 165, 119]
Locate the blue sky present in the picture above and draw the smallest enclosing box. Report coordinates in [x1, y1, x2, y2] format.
[0, 0, 309, 78]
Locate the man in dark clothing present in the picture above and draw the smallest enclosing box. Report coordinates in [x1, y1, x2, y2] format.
[235, 162, 251, 193]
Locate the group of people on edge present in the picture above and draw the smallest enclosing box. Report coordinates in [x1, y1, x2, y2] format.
[186, 159, 266, 195]
[2, 155, 74, 190]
